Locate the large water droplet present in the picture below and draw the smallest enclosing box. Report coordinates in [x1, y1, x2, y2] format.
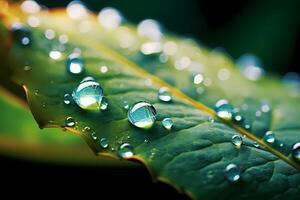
[65, 117, 75, 127]
[231, 135, 243, 149]
[72, 78, 104, 111]
[214, 99, 233, 121]
[98, 7, 122, 30]
[263, 131, 275, 144]
[118, 143, 134, 159]
[162, 118, 173, 130]
[67, 1, 87, 20]
[158, 87, 172, 102]
[100, 138, 109, 149]
[225, 163, 241, 182]
[11, 23, 32, 46]
[64, 93, 72, 105]
[291, 143, 300, 162]
[66, 53, 85, 75]
[237, 54, 265, 81]
[128, 102, 157, 129]
[137, 19, 162, 41]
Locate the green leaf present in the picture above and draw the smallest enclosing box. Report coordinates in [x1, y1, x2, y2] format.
[0, 2, 300, 200]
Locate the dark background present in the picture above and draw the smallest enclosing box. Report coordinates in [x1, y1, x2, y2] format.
[1, 0, 300, 199]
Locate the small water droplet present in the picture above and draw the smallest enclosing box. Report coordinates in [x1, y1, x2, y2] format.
[175, 56, 191, 70]
[137, 19, 162, 41]
[233, 114, 243, 123]
[100, 65, 108, 73]
[118, 143, 134, 159]
[49, 50, 62, 60]
[66, 53, 84, 75]
[100, 138, 109, 149]
[237, 54, 265, 81]
[140, 41, 162, 55]
[144, 139, 149, 143]
[162, 118, 173, 130]
[67, 1, 87, 20]
[144, 78, 152, 87]
[158, 87, 172, 102]
[72, 78, 104, 111]
[263, 131, 275, 144]
[208, 116, 215, 123]
[44, 29, 55, 40]
[231, 135, 243, 148]
[27, 16, 40, 27]
[63, 93, 72, 105]
[59, 34, 69, 44]
[291, 142, 300, 162]
[214, 99, 233, 121]
[24, 65, 32, 71]
[65, 117, 75, 127]
[84, 126, 97, 140]
[98, 7, 122, 29]
[123, 101, 129, 110]
[225, 163, 241, 182]
[159, 53, 169, 63]
[100, 97, 109, 110]
[261, 103, 271, 113]
[11, 23, 32, 46]
[193, 73, 204, 85]
[128, 101, 157, 129]
[253, 142, 260, 148]
[21, 0, 41, 14]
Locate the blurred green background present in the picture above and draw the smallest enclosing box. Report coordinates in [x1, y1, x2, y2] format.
[1, 0, 299, 199]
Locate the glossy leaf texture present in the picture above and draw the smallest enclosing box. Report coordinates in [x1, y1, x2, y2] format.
[0, 2, 300, 200]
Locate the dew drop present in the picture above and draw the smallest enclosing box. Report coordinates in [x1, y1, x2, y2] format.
[261, 103, 271, 113]
[44, 29, 55, 40]
[123, 101, 129, 110]
[225, 163, 241, 182]
[59, 34, 69, 44]
[291, 142, 300, 162]
[66, 53, 84, 75]
[63, 93, 72, 105]
[21, 0, 41, 14]
[49, 50, 62, 60]
[214, 99, 233, 121]
[263, 131, 275, 144]
[128, 101, 157, 129]
[118, 143, 134, 159]
[100, 97, 109, 110]
[237, 54, 265, 81]
[100, 65, 108, 73]
[140, 41, 162, 55]
[98, 7, 122, 30]
[24, 65, 32, 71]
[11, 23, 32, 46]
[158, 87, 172, 102]
[67, 1, 87, 20]
[72, 78, 104, 111]
[100, 138, 109, 149]
[253, 142, 260, 148]
[231, 135, 243, 148]
[137, 19, 162, 41]
[65, 117, 75, 127]
[193, 73, 204, 85]
[162, 118, 173, 130]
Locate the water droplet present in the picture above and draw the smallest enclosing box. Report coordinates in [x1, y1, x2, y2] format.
[72, 78, 104, 111]
[98, 7, 122, 29]
[21, 0, 41, 14]
[59, 34, 69, 44]
[261, 103, 271, 113]
[27, 16, 40, 28]
[66, 53, 84, 75]
[128, 102, 157, 129]
[144, 78, 152, 87]
[231, 135, 243, 148]
[100, 97, 109, 110]
[237, 54, 265, 81]
[118, 143, 134, 159]
[65, 117, 75, 127]
[196, 87, 205, 95]
[63, 93, 72, 105]
[11, 23, 32, 46]
[162, 118, 173, 130]
[253, 142, 260, 148]
[244, 123, 251, 130]
[233, 114, 243, 123]
[100, 138, 109, 149]
[44, 29, 55, 40]
[255, 110, 262, 117]
[100, 65, 108, 73]
[193, 73, 204, 85]
[137, 19, 162, 41]
[225, 163, 241, 182]
[263, 131, 275, 144]
[208, 116, 215, 123]
[214, 99, 233, 121]
[175, 56, 191, 71]
[217, 68, 231, 81]
[140, 42, 162, 55]
[159, 53, 169, 63]
[291, 142, 300, 162]
[67, 1, 87, 20]
[123, 101, 129, 110]
[158, 87, 172, 102]
[49, 50, 62, 60]
[24, 65, 32, 71]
